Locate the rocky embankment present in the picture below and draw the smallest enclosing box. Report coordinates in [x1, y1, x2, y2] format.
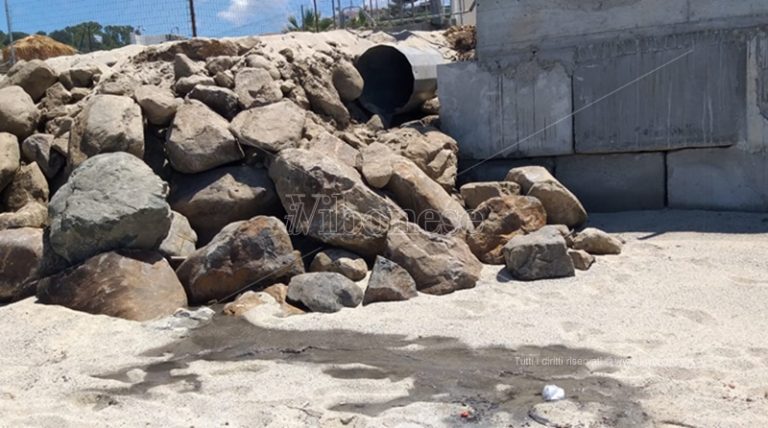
[0, 30, 622, 321]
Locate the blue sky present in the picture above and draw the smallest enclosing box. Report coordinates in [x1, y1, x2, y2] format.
[0, 0, 345, 38]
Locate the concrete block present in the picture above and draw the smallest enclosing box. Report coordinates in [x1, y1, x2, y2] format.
[457, 158, 555, 186]
[574, 33, 746, 153]
[556, 153, 666, 212]
[438, 62, 502, 160]
[667, 147, 768, 212]
[500, 61, 573, 158]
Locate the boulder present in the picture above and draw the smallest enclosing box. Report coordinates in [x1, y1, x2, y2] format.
[67, 95, 144, 171]
[503, 227, 575, 281]
[386, 154, 473, 235]
[0, 228, 43, 303]
[506, 166, 587, 228]
[230, 100, 306, 152]
[234, 68, 282, 108]
[244, 54, 281, 80]
[174, 75, 215, 96]
[0, 202, 47, 230]
[20, 134, 65, 178]
[174, 53, 206, 80]
[166, 100, 244, 174]
[0, 132, 20, 192]
[286, 272, 363, 313]
[223, 284, 304, 317]
[214, 70, 235, 89]
[168, 166, 278, 244]
[363, 256, 417, 305]
[332, 60, 364, 102]
[59, 63, 101, 88]
[36, 250, 187, 321]
[134, 85, 180, 126]
[0, 86, 40, 139]
[460, 181, 521, 210]
[299, 125, 360, 168]
[2, 162, 48, 211]
[269, 148, 406, 257]
[176, 216, 304, 305]
[309, 249, 368, 281]
[49, 152, 171, 265]
[41, 82, 72, 109]
[205, 56, 237, 75]
[385, 221, 482, 295]
[468, 195, 547, 264]
[303, 74, 350, 127]
[158, 211, 198, 258]
[571, 228, 623, 255]
[3, 59, 58, 101]
[568, 249, 595, 271]
[188, 85, 239, 120]
[378, 126, 458, 190]
[361, 142, 396, 188]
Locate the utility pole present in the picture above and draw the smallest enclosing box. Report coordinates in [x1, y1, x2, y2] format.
[188, 0, 198, 37]
[301, 5, 305, 30]
[4, 0, 15, 64]
[312, 0, 320, 32]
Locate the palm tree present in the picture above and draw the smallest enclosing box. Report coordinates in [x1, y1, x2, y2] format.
[285, 10, 335, 33]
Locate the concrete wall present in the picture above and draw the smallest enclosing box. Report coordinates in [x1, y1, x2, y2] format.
[439, 1, 768, 212]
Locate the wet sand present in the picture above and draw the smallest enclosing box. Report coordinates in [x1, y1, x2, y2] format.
[1, 210, 767, 427]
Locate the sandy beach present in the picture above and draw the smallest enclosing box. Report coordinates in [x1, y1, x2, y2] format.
[1, 209, 767, 427]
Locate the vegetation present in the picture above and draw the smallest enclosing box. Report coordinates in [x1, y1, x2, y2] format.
[284, 10, 334, 33]
[0, 21, 136, 53]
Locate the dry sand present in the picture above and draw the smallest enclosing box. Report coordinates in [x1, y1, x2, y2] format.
[1, 210, 767, 427]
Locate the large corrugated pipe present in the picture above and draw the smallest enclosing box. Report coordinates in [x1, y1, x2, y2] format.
[356, 44, 446, 115]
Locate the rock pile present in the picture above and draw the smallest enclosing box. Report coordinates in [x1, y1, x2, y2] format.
[0, 31, 623, 319]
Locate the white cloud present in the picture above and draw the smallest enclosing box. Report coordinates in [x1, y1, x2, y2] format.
[218, 0, 288, 25]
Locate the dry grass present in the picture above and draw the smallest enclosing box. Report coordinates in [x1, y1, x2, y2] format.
[3, 35, 76, 62]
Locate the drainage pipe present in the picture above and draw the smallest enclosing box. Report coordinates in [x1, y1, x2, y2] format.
[356, 44, 446, 115]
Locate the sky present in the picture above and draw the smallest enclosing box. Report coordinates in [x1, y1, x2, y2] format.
[0, 0, 350, 39]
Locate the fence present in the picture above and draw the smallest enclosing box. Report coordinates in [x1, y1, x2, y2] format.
[1, 0, 454, 63]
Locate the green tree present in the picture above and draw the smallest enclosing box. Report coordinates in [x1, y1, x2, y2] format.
[285, 10, 334, 33]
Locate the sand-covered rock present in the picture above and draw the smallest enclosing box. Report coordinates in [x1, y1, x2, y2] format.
[49, 153, 171, 265]
[176, 216, 304, 305]
[36, 250, 187, 321]
[230, 100, 306, 152]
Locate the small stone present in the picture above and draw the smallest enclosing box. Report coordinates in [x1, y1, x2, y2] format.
[174, 75, 215, 96]
[363, 256, 417, 305]
[205, 56, 237, 75]
[287, 272, 363, 313]
[214, 70, 235, 88]
[571, 228, 623, 255]
[568, 249, 595, 271]
[174, 53, 206, 80]
[310, 249, 368, 281]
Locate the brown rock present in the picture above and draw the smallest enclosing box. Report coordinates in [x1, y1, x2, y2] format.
[460, 181, 521, 210]
[378, 126, 458, 190]
[310, 249, 368, 281]
[506, 166, 587, 228]
[36, 250, 187, 321]
[363, 256, 417, 305]
[235, 68, 282, 108]
[0, 227, 43, 303]
[571, 228, 623, 255]
[176, 216, 305, 305]
[385, 221, 482, 295]
[568, 249, 595, 271]
[2, 162, 48, 211]
[467, 195, 547, 264]
[0, 202, 47, 230]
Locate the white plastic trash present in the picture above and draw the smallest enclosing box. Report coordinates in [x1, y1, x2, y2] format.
[542, 384, 565, 401]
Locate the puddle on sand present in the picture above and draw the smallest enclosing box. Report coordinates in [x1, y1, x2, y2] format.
[92, 315, 648, 426]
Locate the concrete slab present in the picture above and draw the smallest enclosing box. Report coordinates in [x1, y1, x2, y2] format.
[457, 158, 555, 186]
[556, 153, 666, 212]
[573, 32, 746, 153]
[500, 61, 573, 158]
[667, 147, 768, 212]
[437, 62, 502, 160]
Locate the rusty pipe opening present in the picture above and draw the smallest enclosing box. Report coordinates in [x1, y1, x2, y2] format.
[357, 44, 445, 115]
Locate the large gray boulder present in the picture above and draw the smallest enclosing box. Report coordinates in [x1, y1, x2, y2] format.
[234, 67, 283, 108]
[166, 100, 244, 174]
[134, 85, 180, 126]
[363, 256, 418, 306]
[0, 132, 20, 192]
[21, 134, 65, 178]
[49, 152, 172, 265]
[3, 59, 58, 101]
[36, 250, 187, 321]
[67, 95, 144, 171]
[385, 221, 482, 295]
[168, 166, 278, 244]
[176, 216, 304, 305]
[0, 86, 40, 139]
[506, 166, 587, 228]
[269, 148, 406, 258]
[287, 272, 363, 313]
[230, 100, 306, 152]
[0, 227, 43, 303]
[503, 227, 575, 281]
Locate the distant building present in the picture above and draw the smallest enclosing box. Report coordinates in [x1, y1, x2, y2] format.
[452, 0, 476, 25]
[130, 33, 185, 46]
